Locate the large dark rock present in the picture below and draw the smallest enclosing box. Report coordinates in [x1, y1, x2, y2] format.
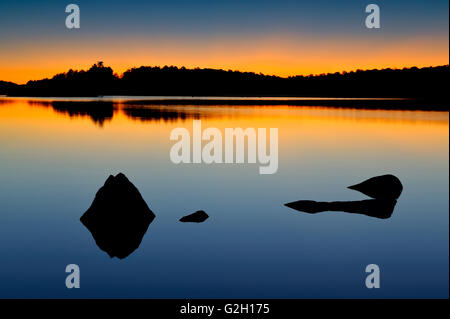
[348, 174, 403, 200]
[179, 210, 209, 223]
[80, 173, 155, 259]
[284, 174, 403, 219]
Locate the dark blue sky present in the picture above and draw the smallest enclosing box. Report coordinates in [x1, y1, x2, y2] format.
[1, 0, 448, 38]
[0, 0, 448, 83]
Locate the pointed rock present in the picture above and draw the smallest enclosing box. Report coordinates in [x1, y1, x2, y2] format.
[179, 210, 209, 223]
[80, 173, 155, 259]
[348, 174, 403, 200]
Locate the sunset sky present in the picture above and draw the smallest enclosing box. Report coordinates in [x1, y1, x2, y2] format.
[0, 0, 448, 84]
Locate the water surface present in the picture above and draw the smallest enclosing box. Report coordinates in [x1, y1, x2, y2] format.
[0, 97, 448, 298]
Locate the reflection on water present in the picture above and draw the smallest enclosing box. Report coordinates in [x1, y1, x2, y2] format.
[26, 100, 114, 126]
[25, 99, 206, 125]
[51, 101, 114, 126]
[123, 106, 202, 123]
[0, 97, 448, 298]
[0, 96, 446, 127]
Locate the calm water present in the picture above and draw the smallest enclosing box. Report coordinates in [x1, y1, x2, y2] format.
[0, 97, 448, 298]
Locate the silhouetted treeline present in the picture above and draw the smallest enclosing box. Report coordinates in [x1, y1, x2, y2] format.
[0, 81, 19, 94]
[4, 62, 449, 101]
[289, 66, 449, 100]
[8, 62, 118, 97]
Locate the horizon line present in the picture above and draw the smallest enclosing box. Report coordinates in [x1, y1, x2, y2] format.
[2, 63, 449, 85]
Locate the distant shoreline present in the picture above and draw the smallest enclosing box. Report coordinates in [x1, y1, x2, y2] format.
[1, 64, 448, 106]
[119, 97, 448, 111]
[1, 96, 448, 111]
[117, 97, 447, 110]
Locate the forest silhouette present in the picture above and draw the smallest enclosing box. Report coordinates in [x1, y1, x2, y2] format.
[1, 62, 449, 105]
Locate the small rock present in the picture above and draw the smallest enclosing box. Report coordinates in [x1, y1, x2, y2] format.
[179, 210, 209, 223]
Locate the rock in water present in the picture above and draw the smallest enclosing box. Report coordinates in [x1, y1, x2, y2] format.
[348, 174, 403, 200]
[179, 210, 209, 223]
[284, 199, 397, 219]
[80, 173, 155, 259]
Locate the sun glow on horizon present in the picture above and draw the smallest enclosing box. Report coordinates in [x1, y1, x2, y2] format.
[0, 32, 448, 84]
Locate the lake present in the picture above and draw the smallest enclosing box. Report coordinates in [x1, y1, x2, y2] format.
[0, 96, 448, 298]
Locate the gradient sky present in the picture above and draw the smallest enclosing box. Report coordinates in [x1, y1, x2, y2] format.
[0, 0, 448, 83]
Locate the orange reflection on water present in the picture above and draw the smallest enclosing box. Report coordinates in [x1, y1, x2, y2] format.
[0, 98, 448, 162]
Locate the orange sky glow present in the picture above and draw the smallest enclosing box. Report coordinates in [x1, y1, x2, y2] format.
[0, 33, 448, 84]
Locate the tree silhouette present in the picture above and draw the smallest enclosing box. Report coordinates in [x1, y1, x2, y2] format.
[4, 63, 449, 103]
